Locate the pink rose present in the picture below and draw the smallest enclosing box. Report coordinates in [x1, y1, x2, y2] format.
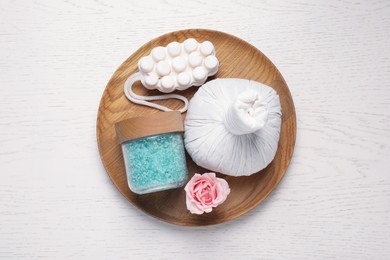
[184, 172, 230, 214]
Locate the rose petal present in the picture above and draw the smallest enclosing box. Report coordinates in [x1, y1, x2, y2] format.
[186, 196, 204, 214]
[203, 205, 213, 213]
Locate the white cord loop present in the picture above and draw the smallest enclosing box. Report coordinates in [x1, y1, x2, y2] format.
[124, 72, 189, 113]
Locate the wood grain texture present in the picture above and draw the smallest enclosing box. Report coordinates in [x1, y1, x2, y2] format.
[115, 111, 184, 143]
[97, 29, 296, 226]
[1, 0, 390, 259]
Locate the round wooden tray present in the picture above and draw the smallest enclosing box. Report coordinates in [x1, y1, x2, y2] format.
[97, 29, 296, 226]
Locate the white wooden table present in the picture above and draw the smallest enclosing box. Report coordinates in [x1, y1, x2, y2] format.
[1, 0, 389, 259]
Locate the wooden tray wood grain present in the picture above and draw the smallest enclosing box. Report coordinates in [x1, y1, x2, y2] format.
[96, 29, 296, 226]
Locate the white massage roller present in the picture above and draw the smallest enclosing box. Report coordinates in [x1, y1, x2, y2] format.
[124, 38, 219, 113]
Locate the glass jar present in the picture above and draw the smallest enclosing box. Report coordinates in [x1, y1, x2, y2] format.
[115, 112, 188, 195]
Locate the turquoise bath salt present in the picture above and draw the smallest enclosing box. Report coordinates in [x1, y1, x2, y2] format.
[115, 112, 188, 195]
[122, 133, 188, 194]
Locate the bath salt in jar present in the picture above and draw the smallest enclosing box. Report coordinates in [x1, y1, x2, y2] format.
[115, 112, 188, 195]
